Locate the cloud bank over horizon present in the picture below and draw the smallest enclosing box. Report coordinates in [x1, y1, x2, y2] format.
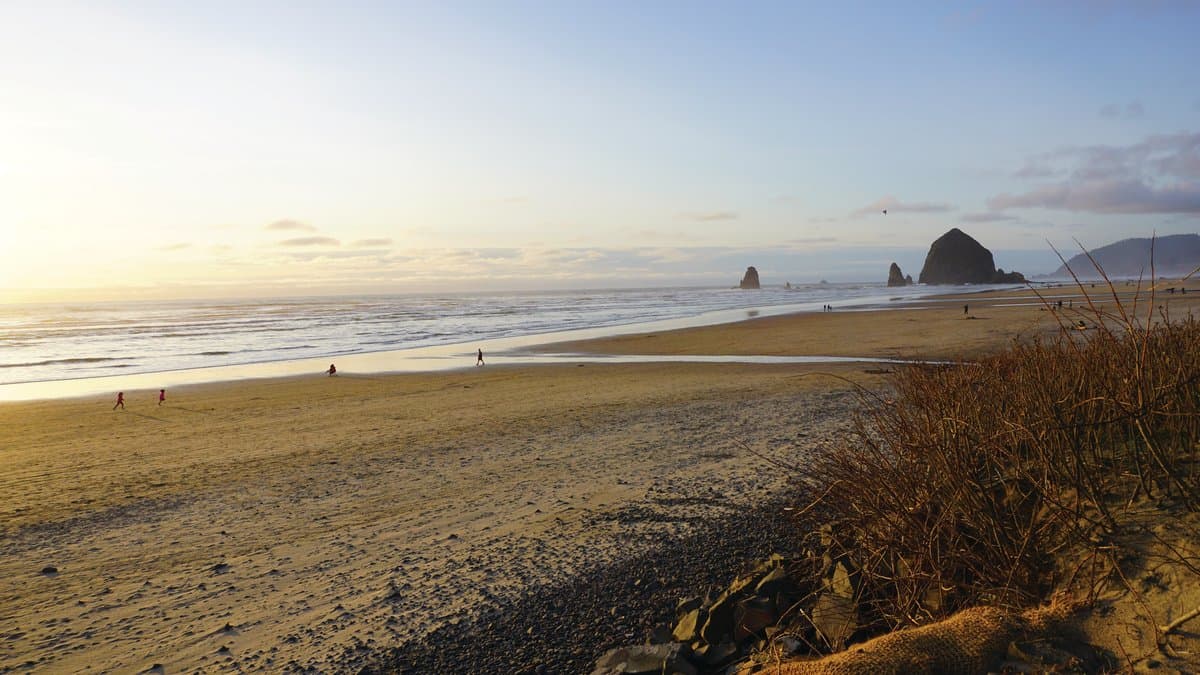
[989, 133, 1200, 215]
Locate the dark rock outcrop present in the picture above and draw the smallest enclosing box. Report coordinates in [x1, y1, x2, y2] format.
[593, 553, 804, 673]
[739, 267, 760, 289]
[918, 229, 995, 284]
[993, 268, 1026, 284]
[887, 263, 911, 287]
[918, 228, 1025, 285]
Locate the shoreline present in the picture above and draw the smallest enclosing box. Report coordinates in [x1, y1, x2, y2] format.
[0, 283, 1025, 403]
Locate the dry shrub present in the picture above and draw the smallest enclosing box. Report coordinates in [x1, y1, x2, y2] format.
[807, 259, 1200, 639]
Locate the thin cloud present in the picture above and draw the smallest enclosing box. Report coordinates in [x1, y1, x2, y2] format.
[679, 211, 739, 222]
[278, 236, 341, 247]
[960, 212, 1018, 223]
[157, 243, 191, 251]
[784, 236, 839, 244]
[989, 132, 1200, 214]
[1013, 162, 1058, 179]
[851, 196, 954, 217]
[989, 180, 1200, 214]
[1099, 101, 1145, 120]
[282, 249, 377, 261]
[624, 228, 706, 243]
[474, 248, 522, 260]
[266, 219, 317, 232]
[640, 247, 705, 264]
[350, 238, 394, 248]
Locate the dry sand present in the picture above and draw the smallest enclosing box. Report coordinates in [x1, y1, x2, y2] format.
[1, 361, 871, 673]
[3, 282, 1198, 673]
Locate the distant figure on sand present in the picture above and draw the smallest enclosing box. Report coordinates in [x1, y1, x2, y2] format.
[327, 364, 337, 377]
[476, 348, 485, 366]
[963, 304, 969, 315]
[158, 389, 166, 406]
[113, 392, 124, 410]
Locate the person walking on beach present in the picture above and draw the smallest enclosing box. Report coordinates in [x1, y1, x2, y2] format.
[327, 363, 337, 377]
[158, 389, 166, 406]
[963, 304, 969, 315]
[113, 392, 124, 410]
[476, 348, 485, 367]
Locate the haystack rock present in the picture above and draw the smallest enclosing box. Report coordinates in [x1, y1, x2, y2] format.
[739, 266, 760, 289]
[917, 228, 1025, 285]
[887, 262, 911, 287]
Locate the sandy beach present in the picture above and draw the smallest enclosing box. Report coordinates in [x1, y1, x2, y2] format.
[2, 361, 872, 673]
[3, 283, 1198, 673]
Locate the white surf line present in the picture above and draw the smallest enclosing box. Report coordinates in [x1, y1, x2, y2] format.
[0, 290, 953, 402]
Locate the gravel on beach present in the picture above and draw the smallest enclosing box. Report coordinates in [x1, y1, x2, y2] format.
[362, 493, 812, 675]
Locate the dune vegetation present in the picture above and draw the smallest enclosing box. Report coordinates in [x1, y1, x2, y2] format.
[766, 265, 1200, 670]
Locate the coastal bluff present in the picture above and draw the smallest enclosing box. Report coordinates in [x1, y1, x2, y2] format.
[918, 228, 1025, 285]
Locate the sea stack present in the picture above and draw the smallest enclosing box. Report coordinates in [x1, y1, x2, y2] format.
[917, 228, 1025, 285]
[739, 266, 761, 289]
[887, 262, 912, 287]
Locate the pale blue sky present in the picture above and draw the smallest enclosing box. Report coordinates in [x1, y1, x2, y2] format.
[1, 1, 1197, 299]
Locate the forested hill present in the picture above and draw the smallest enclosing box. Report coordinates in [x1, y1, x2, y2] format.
[1049, 234, 1200, 279]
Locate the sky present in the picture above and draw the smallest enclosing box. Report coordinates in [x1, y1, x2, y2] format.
[1, 1, 1198, 301]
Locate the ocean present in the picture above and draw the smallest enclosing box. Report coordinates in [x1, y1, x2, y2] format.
[0, 282, 994, 399]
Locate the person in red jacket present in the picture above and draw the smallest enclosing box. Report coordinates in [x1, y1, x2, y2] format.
[113, 392, 125, 410]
